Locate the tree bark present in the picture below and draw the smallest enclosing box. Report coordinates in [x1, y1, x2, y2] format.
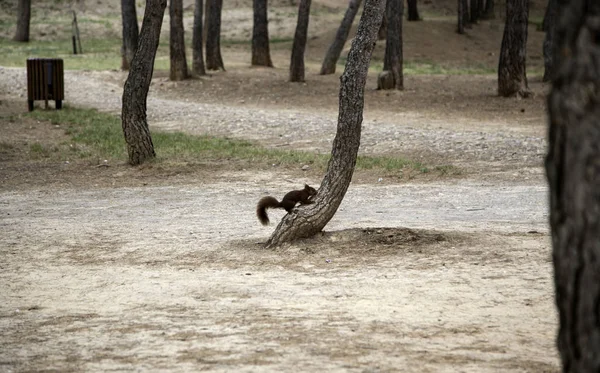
[121, 0, 166, 165]
[542, 0, 557, 82]
[266, 0, 386, 248]
[457, 0, 465, 34]
[407, 0, 420, 21]
[14, 0, 31, 42]
[546, 0, 600, 370]
[289, 0, 312, 82]
[320, 0, 362, 75]
[378, 0, 403, 90]
[192, 0, 206, 75]
[206, 0, 225, 70]
[378, 13, 387, 40]
[120, 0, 139, 70]
[470, 0, 480, 23]
[169, 0, 189, 80]
[252, 0, 274, 67]
[481, 0, 495, 19]
[497, 0, 530, 97]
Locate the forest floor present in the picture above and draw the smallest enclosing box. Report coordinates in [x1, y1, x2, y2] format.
[0, 0, 559, 371]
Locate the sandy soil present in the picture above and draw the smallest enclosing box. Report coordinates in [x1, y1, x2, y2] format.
[0, 0, 559, 371]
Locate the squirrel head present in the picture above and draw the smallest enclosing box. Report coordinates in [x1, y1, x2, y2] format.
[304, 184, 317, 196]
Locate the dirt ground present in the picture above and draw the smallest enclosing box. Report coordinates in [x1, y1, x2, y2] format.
[0, 0, 559, 371]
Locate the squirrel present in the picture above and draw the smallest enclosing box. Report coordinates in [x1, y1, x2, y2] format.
[256, 184, 317, 225]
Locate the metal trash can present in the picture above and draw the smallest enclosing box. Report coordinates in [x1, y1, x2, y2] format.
[26, 58, 64, 111]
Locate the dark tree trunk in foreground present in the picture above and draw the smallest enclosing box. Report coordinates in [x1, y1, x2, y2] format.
[14, 0, 31, 42]
[289, 0, 312, 82]
[192, 0, 206, 75]
[266, 0, 386, 248]
[120, 0, 139, 70]
[457, 0, 465, 33]
[206, 0, 225, 70]
[462, 0, 470, 28]
[320, 0, 362, 75]
[121, 0, 166, 165]
[542, 0, 557, 82]
[497, 0, 530, 97]
[481, 0, 495, 19]
[470, 0, 480, 23]
[378, 0, 403, 90]
[252, 0, 274, 67]
[170, 0, 189, 80]
[546, 0, 600, 370]
[407, 0, 420, 21]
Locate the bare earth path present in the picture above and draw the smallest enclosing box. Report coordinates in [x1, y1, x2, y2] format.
[0, 66, 557, 372]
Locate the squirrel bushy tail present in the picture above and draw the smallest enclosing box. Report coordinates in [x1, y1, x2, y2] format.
[256, 196, 280, 226]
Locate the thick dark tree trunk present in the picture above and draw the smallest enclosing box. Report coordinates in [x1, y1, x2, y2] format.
[252, 0, 274, 67]
[192, 0, 206, 75]
[14, 0, 31, 42]
[121, 0, 166, 165]
[320, 0, 362, 75]
[206, 0, 225, 70]
[266, 0, 386, 248]
[120, 0, 139, 70]
[470, 0, 480, 23]
[481, 0, 495, 19]
[497, 0, 530, 97]
[542, 0, 557, 82]
[170, 0, 189, 80]
[406, 0, 420, 21]
[378, 0, 403, 90]
[378, 13, 387, 39]
[289, 0, 311, 82]
[546, 0, 600, 370]
[457, 0, 465, 33]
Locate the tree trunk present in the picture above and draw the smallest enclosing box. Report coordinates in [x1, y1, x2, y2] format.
[14, 0, 31, 42]
[497, 0, 530, 97]
[470, 0, 480, 23]
[462, 0, 470, 28]
[120, 0, 139, 70]
[192, 0, 206, 75]
[266, 0, 386, 248]
[457, 0, 465, 33]
[378, 0, 403, 90]
[169, 0, 189, 80]
[320, 0, 362, 75]
[252, 0, 274, 67]
[546, 0, 600, 370]
[121, 0, 166, 165]
[378, 13, 387, 39]
[481, 0, 495, 19]
[206, 0, 225, 70]
[407, 0, 420, 21]
[289, 0, 312, 82]
[542, 0, 557, 82]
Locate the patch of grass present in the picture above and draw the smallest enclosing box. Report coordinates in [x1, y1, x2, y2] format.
[26, 106, 456, 176]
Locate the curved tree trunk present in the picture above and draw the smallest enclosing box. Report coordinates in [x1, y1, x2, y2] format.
[120, 0, 139, 70]
[289, 0, 312, 82]
[546, 0, 600, 370]
[320, 0, 362, 75]
[169, 0, 189, 80]
[121, 0, 166, 165]
[14, 0, 31, 42]
[406, 0, 420, 21]
[252, 0, 274, 67]
[378, 0, 403, 90]
[192, 0, 206, 75]
[542, 0, 557, 82]
[266, 0, 386, 248]
[206, 0, 225, 71]
[481, 0, 495, 19]
[497, 0, 530, 97]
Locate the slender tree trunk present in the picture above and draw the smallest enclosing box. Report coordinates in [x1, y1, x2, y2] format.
[542, 0, 557, 82]
[14, 0, 31, 42]
[252, 0, 274, 67]
[497, 0, 530, 97]
[289, 0, 312, 82]
[462, 0, 470, 28]
[406, 0, 420, 21]
[121, 0, 166, 165]
[546, 0, 600, 370]
[320, 0, 362, 75]
[266, 0, 386, 248]
[192, 0, 206, 75]
[470, 0, 480, 23]
[169, 0, 189, 80]
[481, 0, 495, 19]
[378, 13, 387, 39]
[120, 0, 139, 70]
[206, 0, 225, 70]
[378, 0, 403, 90]
[457, 0, 465, 33]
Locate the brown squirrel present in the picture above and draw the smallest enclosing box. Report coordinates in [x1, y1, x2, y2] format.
[256, 184, 317, 225]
